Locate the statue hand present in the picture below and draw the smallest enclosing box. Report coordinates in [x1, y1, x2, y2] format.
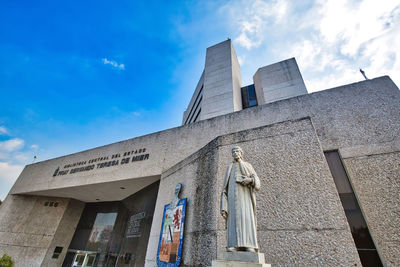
[241, 177, 253, 186]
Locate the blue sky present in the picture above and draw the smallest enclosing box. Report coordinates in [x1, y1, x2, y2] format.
[0, 0, 399, 200]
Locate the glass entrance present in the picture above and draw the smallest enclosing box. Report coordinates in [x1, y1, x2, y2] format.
[72, 251, 97, 267]
[62, 180, 160, 267]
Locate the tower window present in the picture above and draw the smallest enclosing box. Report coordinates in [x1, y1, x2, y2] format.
[241, 84, 257, 109]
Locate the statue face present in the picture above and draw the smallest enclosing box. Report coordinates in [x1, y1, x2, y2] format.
[232, 148, 242, 161]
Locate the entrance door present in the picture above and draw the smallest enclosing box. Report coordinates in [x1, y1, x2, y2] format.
[72, 252, 97, 267]
[63, 181, 160, 267]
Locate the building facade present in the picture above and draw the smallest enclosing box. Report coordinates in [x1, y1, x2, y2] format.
[0, 40, 399, 266]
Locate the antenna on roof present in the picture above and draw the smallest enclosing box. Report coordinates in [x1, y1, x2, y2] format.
[360, 68, 368, 80]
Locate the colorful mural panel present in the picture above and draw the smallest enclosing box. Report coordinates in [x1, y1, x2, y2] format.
[157, 198, 187, 267]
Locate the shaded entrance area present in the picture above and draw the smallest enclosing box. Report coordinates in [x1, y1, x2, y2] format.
[63, 181, 159, 267]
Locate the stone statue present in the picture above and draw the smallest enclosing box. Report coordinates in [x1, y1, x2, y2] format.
[171, 183, 182, 208]
[221, 146, 260, 253]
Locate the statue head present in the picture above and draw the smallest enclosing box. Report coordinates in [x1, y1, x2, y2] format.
[171, 183, 182, 208]
[174, 183, 182, 198]
[231, 146, 243, 162]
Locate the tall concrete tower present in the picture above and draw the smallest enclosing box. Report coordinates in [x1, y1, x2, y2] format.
[253, 58, 307, 104]
[182, 39, 242, 124]
[182, 41, 308, 125]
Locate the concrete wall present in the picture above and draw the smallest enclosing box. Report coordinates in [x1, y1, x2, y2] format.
[145, 136, 220, 266]
[230, 40, 243, 112]
[146, 118, 361, 266]
[201, 39, 242, 120]
[0, 195, 84, 267]
[3, 76, 399, 265]
[343, 152, 400, 267]
[41, 199, 84, 266]
[182, 71, 204, 125]
[10, 77, 398, 201]
[253, 58, 307, 104]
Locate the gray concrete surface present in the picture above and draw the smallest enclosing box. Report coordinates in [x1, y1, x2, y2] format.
[41, 199, 84, 266]
[1, 76, 398, 266]
[343, 152, 400, 267]
[201, 39, 242, 120]
[9, 77, 399, 203]
[220, 251, 266, 263]
[146, 118, 361, 266]
[182, 71, 204, 125]
[0, 195, 81, 267]
[253, 58, 308, 104]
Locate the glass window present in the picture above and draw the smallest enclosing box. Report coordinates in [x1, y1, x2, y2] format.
[76, 254, 85, 265]
[63, 181, 160, 267]
[241, 85, 258, 109]
[86, 212, 117, 252]
[247, 84, 257, 107]
[86, 255, 96, 266]
[324, 151, 383, 267]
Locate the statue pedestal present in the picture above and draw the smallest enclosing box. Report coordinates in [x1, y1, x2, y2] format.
[211, 251, 271, 267]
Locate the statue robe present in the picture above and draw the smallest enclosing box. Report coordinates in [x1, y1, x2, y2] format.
[221, 161, 260, 250]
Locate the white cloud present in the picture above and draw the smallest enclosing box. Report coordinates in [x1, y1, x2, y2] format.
[299, 0, 400, 91]
[102, 58, 125, 70]
[316, 0, 399, 57]
[0, 162, 23, 183]
[0, 151, 32, 164]
[226, 0, 400, 91]
[0, 126, 8, 135]
[0, 138, 24, 152]
[237, 56, 245, 66]
[0, 161, 24, 200]
[222, 0, 288, 50]
[13, 153, 31, 163]
[30, 144, 39, 150]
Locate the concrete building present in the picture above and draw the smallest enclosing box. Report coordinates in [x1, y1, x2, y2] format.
[182, 40, 307, 125]
[0, 40, 399, 267]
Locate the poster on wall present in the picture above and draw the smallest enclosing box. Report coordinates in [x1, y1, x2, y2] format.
[157, 184, 187, 267]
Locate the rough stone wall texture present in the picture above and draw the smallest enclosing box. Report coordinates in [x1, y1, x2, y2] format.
[0, 195, 78, 267]
[146, 118, 362, 266]
[343, 152, 400, 266]
[145, 139, 220, 266]
[41, 199, 84, 267]
[4, 76, 399, 265]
